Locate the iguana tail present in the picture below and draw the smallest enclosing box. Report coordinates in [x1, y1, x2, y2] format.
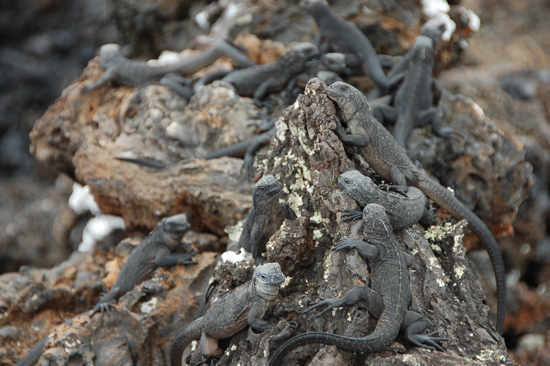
[268, 328, 396, 366]
[416, 175, 506, 334]
[14, 337, 48, 366]
[170, 317, 203, 366]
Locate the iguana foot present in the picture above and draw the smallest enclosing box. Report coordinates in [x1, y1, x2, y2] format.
[178, 251, 199, 265]
[408, 331, 448, 352]
[304, 296, 345, 318]
[379, 183, 409, 196]
[333, 237, 359, 251]
[92, 302, 116, 325]
[341, 209, 363, 222]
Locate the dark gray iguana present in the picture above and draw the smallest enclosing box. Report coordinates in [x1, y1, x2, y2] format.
[170, 262, 286, 366]
[284, 52, 346, 104]
[373, 17, 448, 92]
[15, 214, 196, 366]
[327, 81, 506, 334]
[82, 39, 254, 98]
[268, 204, 446, 365]
[238, 174, 297, 264]
[300, 0, 390, 92]
[373, 36, 460, 149]
[220, 42, 319, 108]
[338, 170, 430, 230]
[93, 213, 197, 315]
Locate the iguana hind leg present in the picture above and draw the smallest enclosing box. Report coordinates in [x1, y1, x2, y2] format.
[401, 311, 447, 352]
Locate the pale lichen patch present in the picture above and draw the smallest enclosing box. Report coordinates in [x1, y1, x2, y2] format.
[323, 250, 333, 281]
[280, 276, 292, 288]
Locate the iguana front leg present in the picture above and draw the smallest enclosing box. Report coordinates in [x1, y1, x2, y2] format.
[82, 68, 116, 93]
[332, 237, 378, 261]
[305, 285, 384, 319]
[330, 115, 369, 147]
[155, 251, 198, 267]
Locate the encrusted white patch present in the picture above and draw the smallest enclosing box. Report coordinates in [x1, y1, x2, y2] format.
[280, 276, 292, 288]
[323, 250, 333, 280]
[437, 13, 456, 41]
[312, 229, 323, 242]
[191, 340, 198, 351]
[475, 348, 496, 361]
[147, 51, 181, 66]
[471, 101, 486, 121]
[275, 117, 288, 143]
[421, 0, 450, 18]
[454, 265, 466, 279]
[402, 354, 422, 365]
[221, 248, 252, 263]
[420, 1, 456, 41]
[78, 215, 125, 252]
[195, 11, 210, 29]
[69, 183, 101, 215]
[225, 220, 245, 242]
[462, 7, 480, 32]
[140, 297, 158, 314]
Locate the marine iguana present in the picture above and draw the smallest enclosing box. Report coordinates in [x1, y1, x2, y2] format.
[93, 213, 197, 316]
[300, 0, 390, 92]
[238, 174, 297, 264]
[284, 52, 346, 103]
[338, 170, 429, 230]
[268, 204, 446, 365]
[220, 42, 319, 108]
[15, 214, 196, 366]
[373, 36, 459, 149]
[368, 16, 448, 100]
[170, 262, 286, 366]
[327, 81, 506, 334]
[82, 39, 253, 96]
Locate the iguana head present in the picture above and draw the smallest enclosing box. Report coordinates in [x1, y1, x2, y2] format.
[412, 36, 434, 65]
[253, 262, 286, 300]
[321, 53, 346, 73]
[327, 82, 370, 122]
[338, 170, 375, 206]
[252, 174, 282, 206]
[161, 214, 191, 248]
[284, 42, 319, 70]
[98, 44, 123, 66]
[300, 0, 330, 19]
[362, 203, 392, 234]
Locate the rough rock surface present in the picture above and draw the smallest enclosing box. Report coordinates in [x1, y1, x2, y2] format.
[254, 79, 516, 365]
[30, 56, 262, 234]
[0, 232, 217, 365]
[4, 0, 550, 364]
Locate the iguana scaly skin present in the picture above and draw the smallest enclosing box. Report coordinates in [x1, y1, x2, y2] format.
[268, 204, 446, 365]
[83, 39, 253, 92]
[15, 215, 196, 366]
[221, 42, 319, 108]
[338, 170, 428, 230]
[238, 174, 297, 264]
[374, 36, 459, 148]
[327, 81, 506, 334]
[170, 262, 286, 366]
[93, 214, 196, 316]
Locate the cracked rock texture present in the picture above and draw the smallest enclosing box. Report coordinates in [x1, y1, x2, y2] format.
[3, 0, 550, 365]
